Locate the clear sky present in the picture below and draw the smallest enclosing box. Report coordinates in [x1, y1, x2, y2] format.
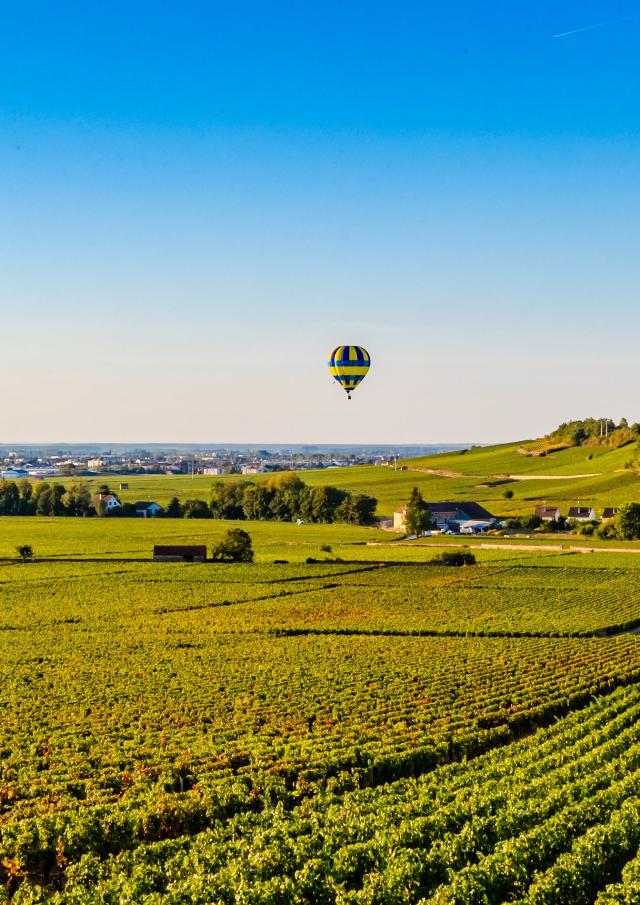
[1, 1, 639, 443]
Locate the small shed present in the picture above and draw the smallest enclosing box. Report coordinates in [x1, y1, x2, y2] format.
[119, 482, 129, 490]
[153, 545, 207, 562]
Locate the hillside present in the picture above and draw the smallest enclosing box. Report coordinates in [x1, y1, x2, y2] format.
[51, 437, 638, 520]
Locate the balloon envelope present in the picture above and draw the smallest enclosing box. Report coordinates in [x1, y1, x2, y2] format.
[328, 345, 370, 398]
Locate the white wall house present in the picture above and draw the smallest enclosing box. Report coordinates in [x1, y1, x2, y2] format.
[567, 506, 596, 521]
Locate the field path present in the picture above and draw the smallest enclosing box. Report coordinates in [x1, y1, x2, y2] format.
[370, 540, 640, 555]
[409, 468, 601, 480]
[507, 472, 601, 480]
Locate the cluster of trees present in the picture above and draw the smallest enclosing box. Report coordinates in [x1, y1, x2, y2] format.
[0, 480, 94, 517]
[547, 418, 640, 449]
[169, 474, 377, 526]
[0, 475, 378, 525]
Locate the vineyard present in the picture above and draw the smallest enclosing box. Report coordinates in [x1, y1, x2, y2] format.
[4, 542, 640, 901]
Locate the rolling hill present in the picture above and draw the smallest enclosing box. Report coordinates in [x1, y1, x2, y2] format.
[52, 435, 640, 520]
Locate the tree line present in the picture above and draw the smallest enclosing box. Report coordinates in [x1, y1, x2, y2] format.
[0, 475, 378, 526]
[0, 480, 94, 516]
[176, 474, 377, 525]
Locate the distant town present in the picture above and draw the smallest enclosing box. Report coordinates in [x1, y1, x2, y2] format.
[0, 443, 466, 480]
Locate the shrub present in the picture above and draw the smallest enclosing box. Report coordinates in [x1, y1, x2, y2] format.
[502, 489, 514, 500]
[435, 550, 476, 566]
[16, 544, 33, 561]
[211, 529, 254, 562]
[183, 499, 212, 519]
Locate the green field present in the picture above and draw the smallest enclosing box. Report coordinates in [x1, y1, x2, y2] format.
[51, 436, 640, 521]
[4, 514, 640, 902]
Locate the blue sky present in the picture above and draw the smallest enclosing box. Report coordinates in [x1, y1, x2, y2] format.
[1, 1, 639, 442]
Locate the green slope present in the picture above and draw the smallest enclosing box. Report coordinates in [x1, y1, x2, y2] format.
[30, 439, 640, 519]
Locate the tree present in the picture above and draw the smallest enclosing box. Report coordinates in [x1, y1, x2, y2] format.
[241, 484, 272, 520]
[16, 544, 33, 561]
[210, 482, 247, 519]
[615, 503, 640, 540]
[0, 481, 20, 515]
[63, 483, 92, 517]
[17, 479, 34, 515]
[166, 496, 183, 518]
[403, 487, 433, 537]
[502, 488, 514, 500]
[50, 484, 67, 516]
[35, 484, 53, 516]
[299, 486, 347, 524]
[336, 493, 378, 526]
[183, 499, 212, 519]
[211, 529, 254, 562]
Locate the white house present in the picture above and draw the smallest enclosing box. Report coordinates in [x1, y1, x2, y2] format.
[535, 505, 561, 521]
[92, 493, 122, 513]
[134, 501, 162, 518]
[567, 506, 596, 522]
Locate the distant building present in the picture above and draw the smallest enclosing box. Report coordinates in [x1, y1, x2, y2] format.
[393, 501, 495, 533]
[535, 505, 561, 521]
[241, 465, 264, 475]
[27, 466, 59, 478]
[1, 467, 29, 479]
[87, 458, 105, 469]
[602, 507, 619, 520]
[153, 545, 207, 562]
[135, 501, 162, 518]
[119, 482, 129, 490]
[427, 502, 495, 530]
[203, 467, 223, 476]
[567, 506, 596, 522]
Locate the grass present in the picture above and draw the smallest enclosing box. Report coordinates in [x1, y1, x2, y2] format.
[47, 437, 640, 522]
[3, 553, 640, 899]
[4, 512, 640, 900]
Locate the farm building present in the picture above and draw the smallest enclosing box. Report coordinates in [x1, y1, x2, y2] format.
[394, 501, 495, 533]
[567, 506, 596, 522]
[153, 545, 207, 562]
[602, 507, 618, 520]
[135, 501, 162, 518]
[393, 507, 408, 531]
[535, 505, 561, 521]
[1, 467, 29, 479]
[91, 492, 121, 513]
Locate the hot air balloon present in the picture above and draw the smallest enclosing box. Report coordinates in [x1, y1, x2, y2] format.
[328, 345, 370, 399]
